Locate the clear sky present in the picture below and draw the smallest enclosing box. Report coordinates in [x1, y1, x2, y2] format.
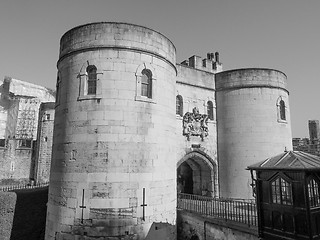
[0, 0, 319, 137]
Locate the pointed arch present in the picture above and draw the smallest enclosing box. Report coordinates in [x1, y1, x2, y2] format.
[307, 175, 320, 207]
[176, 95, 183, 117]
[135, 63, 157, 103]
[207, 100, 214, 120]
[86, 65, 97, 95]
[56, 71, 61, 106]
[276, 96, 287, 122]
[77, 61, 102, 100]
[177, 151, 218, 197]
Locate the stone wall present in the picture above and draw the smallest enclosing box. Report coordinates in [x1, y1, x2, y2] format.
[175, 64, 219, 197]
[177, 210, 259, 240]
[0, 139, 33, 185]
[0, 191, 16, 240]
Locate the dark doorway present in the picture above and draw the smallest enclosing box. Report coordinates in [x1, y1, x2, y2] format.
[177, 162, 193, 194]
[190, 235, 200, 240]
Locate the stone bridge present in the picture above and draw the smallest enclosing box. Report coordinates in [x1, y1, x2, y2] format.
[177, 193, 259, 240]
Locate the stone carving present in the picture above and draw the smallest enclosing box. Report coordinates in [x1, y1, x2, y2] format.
[183, 107, 208, 141]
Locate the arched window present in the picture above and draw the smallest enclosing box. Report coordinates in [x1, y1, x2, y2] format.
[86, 65, 97, 95]
[207, 101, 214, 120]
[141, 69, 152, 98]
[56, 73, 61, 106]
[280, 100, 286, 120]
[308, 178, 320, 207]
[176, 95, 183, 117]
[0, 139, 6, 147]
[190, 235, 200, 240]
[271, 177, 292, 205]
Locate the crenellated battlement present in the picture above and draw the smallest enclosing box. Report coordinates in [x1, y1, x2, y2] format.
[180, 52, 223, 73]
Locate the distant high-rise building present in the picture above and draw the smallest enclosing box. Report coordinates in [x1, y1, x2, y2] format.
[309, 120, 320, 141]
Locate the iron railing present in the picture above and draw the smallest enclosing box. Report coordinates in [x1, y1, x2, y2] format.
[177, 193, 257, 227]
[0, 181, 49, 192]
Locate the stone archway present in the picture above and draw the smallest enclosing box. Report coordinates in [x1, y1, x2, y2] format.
[190, 235, 200, 240]
[177, 151, 217, 197]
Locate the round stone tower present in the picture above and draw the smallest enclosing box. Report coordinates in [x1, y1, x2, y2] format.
[34, 102, 55, 184]
[45, 22, 177, 239]
[215, 68, 292, 199]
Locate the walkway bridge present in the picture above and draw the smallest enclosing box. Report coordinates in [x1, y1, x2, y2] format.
[177, 193, 259, 240]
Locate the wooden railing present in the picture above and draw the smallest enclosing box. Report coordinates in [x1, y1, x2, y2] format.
[177, 193, 257, 227]
[0, 181, 49, 192]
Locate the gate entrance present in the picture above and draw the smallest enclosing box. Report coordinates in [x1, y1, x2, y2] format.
[177, 151, 217, 197]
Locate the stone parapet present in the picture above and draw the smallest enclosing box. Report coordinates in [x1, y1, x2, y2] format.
[215, 68, 288, 93]
[59, 22, 176, 73]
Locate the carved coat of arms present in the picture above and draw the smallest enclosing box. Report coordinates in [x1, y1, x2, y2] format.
[183, 107, 208, 141]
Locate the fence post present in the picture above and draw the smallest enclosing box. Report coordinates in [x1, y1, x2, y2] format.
[205, 197, 208, 216]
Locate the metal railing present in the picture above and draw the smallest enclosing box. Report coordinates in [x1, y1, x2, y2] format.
[177, 193, 257, 227]
[0, 181, 49, 192]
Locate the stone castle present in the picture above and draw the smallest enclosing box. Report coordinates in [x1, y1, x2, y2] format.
[41, 22, 293, 239]
[0, 77, 55, 185]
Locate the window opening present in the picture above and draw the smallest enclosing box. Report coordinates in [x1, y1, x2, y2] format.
[271, 177, 292, 205]
[308, 178, 320, 207]
[86, 65, 97, 95]
[0, 139, 6, 147]
[71, 149, 77, 161]
[141, 69, 152, 98]
[280, 100, 286, 120]
[10, 162, 15, 172]
[19, 139, 32, 148]
[176, 95, 183, 117]
[56, 75, 61, 105]
[207, 101, 214, 120]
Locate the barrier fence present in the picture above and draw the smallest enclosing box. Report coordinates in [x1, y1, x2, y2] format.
[177, 193, 258, 227]
[0, 181, 49, 192]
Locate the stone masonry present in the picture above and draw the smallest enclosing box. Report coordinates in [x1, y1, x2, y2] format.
[34, 102, 55, 184]
[0, 77, 55, 185]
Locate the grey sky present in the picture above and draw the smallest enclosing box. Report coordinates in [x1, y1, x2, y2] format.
[0, 0, 319, 137]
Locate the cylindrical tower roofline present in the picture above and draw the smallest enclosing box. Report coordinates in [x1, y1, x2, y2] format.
[58, 22, 177, 73]
[216, 68, 288, 94]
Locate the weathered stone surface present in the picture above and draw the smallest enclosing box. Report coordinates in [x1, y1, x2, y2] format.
[0, 77, 55, 185]
[0, 191, 16, 240]
[177, 210, 259, 240]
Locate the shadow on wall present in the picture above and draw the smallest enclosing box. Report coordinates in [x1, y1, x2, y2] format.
[0, 187, 48, 240]
[145, 222, 176, 240]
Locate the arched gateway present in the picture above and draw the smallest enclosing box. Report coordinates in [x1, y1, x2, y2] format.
[177, 151, 217, 197]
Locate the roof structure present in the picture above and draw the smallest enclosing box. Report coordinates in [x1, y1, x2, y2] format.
[2, 77, 55, 102]
[247, 151, 320, 171]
